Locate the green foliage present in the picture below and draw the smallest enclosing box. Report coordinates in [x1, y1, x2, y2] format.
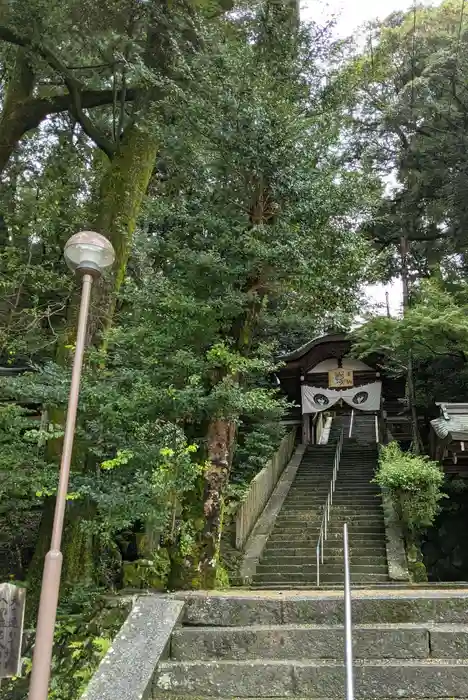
[122, 550, 171, 591]
[0, 401, 59, 574]
[375, 442, 445, 532]
[1, 588, 129, 700]
[336, 0, 468, 281]
[409, 559, 429, 584]
[352, 279, 468, 407]
[0, 2, 384, 698]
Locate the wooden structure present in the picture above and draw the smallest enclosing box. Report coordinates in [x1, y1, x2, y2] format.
[235, 429, 297, 550]
[430, 403, 468, 475]
[277, 332, 406, 444]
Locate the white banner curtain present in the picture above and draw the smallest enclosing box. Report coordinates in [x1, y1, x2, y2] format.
[301, 382, 382, 414]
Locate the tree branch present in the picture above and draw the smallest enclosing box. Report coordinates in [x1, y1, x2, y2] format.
[8, 88, 137, 135]
[32, 39, 116, 156]
[0, 25, 139, 157]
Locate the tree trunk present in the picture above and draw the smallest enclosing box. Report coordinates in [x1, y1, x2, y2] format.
[400, 235, 422, 454]
[0, 48, 35, 175]
[199, 418, 237, 588]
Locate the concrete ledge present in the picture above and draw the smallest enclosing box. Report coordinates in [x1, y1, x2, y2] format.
[381, 486, 410, 582]
[239, 444, 306, 584]
[81, 595, 184, 700]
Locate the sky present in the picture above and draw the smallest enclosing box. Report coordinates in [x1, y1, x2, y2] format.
[301, 0, 426, 36]
[300, 0, 439, 316]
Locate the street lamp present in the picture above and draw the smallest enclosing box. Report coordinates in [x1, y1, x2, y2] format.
[28, 231, 115, 700]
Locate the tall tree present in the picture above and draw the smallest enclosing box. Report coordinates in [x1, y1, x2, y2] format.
[335, 0, 468, 450]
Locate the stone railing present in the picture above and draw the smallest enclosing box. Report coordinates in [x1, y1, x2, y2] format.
[81, 596, 183, 700]
[235, 428, 297, 550]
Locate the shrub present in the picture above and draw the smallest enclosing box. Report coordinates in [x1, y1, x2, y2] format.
[375, 442, 445, 532]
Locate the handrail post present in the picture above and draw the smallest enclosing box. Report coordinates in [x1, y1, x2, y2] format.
[374, 414, 379, 444]
[344, 523, 354, 700]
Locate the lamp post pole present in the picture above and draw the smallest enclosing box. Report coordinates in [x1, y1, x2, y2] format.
[28, 232, 114, 700]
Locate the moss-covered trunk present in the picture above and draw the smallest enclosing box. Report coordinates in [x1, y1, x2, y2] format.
[26, 500, 94, 623]
[93, 124, 159, 339]
[199, 418, 237, 588]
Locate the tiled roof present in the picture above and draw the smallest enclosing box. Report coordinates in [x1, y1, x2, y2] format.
[431, 404, 468, 441]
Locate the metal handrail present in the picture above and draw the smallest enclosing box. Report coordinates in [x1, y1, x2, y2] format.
[315, 428, 344, 586]
[344, 523, 354, 700]
[348, 410, 354, 439]
[374, 414, 379, 444]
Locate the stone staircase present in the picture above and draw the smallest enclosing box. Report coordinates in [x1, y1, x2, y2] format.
[153, 590, 468, 698]
[251, 437, 388, 588]
[252, 444, 335, 588]
[352, 412, 377, 443]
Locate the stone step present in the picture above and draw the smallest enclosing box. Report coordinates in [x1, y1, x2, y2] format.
[277, 512, 384, 521]
[280, 507, 382, 514]
[338, 464, 377, 468]
[262, 549, 387, 561]
[266, 533, 385, 543]
[277, 511, 384, 520]
[275, 514, 383, 523]
[293, 488, 377, 493]
[286, 495, 381, 501]
[337, 464, 377, 468]
[270, 523, 384, 532]
[180, 593, 468, 627]
[295, 475, 376, 480]
[336, 471, 378, 476]
[332, 500, 383, 505]
[279, 505, 382, 512]
[262, 556, 388, 567]
[262, 546, 388, 557]
[273, 519, 383, 526]
[292, 486, 379, 493]
[285, 494, 382, 501]
[267, 535, 385, 545]
[171, 623, 468, 661]
[300, 467, 375, 471]
[267, 536, 385, 546]
[252, 573, 389, 584]
[154, 659, 468, 698]
[291, 487, 378, 493]
[334, 482, 377, 486]
[272, 527, 385, 536]
[327, 523, 385, 531]
[247, 584, 402, 591]
[278, 509, 383, 516]
[336, 479, 378, 482]
[255, 564, 389, 575]
[275, 517, 385, 536]
[339, 456, 378, 460]
[262, 550, 387, 562]
[335, 480, 378, 485]
[290, 489, 379, 496]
